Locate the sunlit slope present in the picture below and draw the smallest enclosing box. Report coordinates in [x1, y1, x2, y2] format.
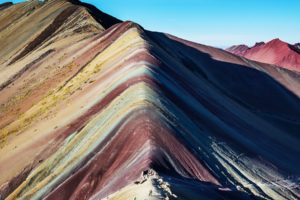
[0, 1, 300, 200]
[227, 39, 300, 72]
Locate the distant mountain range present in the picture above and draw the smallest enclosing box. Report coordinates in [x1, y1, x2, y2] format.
[0, 1, 300, 200]
[227, 39, 300, 71]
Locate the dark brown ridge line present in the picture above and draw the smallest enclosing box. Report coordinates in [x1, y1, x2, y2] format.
[0, 2, 12, 11]
[0, 49, 55, 91]
[68, 0, 121, 29]
[9, 6, 78, 65]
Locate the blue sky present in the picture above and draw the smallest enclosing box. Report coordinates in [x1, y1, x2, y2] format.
[4, 0, 300, 48]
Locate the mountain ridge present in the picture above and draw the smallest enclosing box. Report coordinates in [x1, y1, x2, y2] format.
[227, 39, 300, 71]
[0, 1, 300, 200]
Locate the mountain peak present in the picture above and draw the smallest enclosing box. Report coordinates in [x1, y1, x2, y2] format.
[227, 38, 300, 71]
[1, 1, 300, 200]
[267, 38, 287, 47]
[67, 0, 122, 29]
[270, 38, 282, 42]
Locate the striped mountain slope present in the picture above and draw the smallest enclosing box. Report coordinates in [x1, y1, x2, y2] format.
[0, 1, 300, 200]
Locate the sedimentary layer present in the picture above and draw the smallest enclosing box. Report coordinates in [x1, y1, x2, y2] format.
[0, 1, 300, 200]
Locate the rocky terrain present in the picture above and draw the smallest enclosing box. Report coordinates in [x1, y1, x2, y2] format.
[0, 0, 300, 199]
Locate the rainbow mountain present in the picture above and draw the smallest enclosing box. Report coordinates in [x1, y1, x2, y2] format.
[0, 0, 300, 199]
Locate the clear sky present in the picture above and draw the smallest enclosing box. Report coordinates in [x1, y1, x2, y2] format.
[4, 0, 300, 48]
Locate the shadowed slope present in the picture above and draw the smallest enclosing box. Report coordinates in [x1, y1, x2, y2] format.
[0, 1, 300, 200]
